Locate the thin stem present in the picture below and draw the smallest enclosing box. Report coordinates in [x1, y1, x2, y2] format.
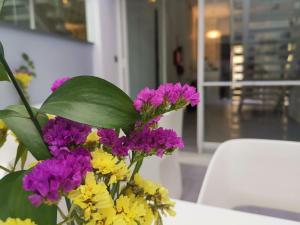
[0, 56, 43, 137]
[130, 158, 144, 181]
[65, 198, 75, 225]
[57, 206, 67, 220]
[111, 182, 120, 199]
[0, 164, 11, 173]
[66, 203, 76, 218]
[57, 217, 74, 225]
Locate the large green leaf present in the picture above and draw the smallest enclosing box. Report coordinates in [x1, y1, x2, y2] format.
[0, 41, 10, 82]
[0, 109, 28, 119]
[40, 76, 139, 128]
[1, 105, 51, 160]
[0, 171, 57, 224]
[0, 40, 4, 57]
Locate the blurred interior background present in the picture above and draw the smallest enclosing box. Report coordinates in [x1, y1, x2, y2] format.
[1, 0, 300, 216]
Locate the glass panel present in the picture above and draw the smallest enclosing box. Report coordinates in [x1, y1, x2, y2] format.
[0, 0, 87, 41]
[204, 85, 300, 142]
[0, 0, 30, 29]
[204, 0, 300, 81]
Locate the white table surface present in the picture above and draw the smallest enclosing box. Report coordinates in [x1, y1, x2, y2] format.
[164, 200, 300, 225]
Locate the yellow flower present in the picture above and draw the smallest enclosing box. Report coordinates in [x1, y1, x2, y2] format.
[15, 72, 33, 89]
[0, 120, 7, 130]
[113, 195, 152, 225]
[91, 149, 129, 185]
[69, 172, 115, 223]
[0, 218, 37, 225]
[86, 131, 99, 143]
[28, 161, 41, 169]
[134, 174, 159, 195]
[133, 174, 176, 217]
[47, 114, 56, 120]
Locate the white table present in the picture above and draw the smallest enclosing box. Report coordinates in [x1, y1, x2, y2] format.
[164, 200, 300, 225]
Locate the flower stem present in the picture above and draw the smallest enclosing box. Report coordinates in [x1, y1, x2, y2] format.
[130, 158, 144, 181]
[57, 206, 67, 220]
[57, 217, 74, 225]
[0, 164, 11, 173]
[65, 198, 75, 225]
[0, 56, 43, 137]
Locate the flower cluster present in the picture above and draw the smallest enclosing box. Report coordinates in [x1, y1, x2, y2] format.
[69, 173, 155, 225]
[132, 174, 176, 217]
[69, 172, 115, 224]
[129, 127, 184, 157]
[43, 116, 91, 156]
[0, 218, 36, 225]
[98, 128, 129, 156]
[91, 149, 129, 185]
[17, 77, 200, 225]
[114, 194, 153, 225]
[23, 148, 92, 207]
[134, 83, 199, 112]
[98, 126, 183, 158]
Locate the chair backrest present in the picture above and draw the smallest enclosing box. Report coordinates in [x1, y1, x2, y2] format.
[198, 139, 300, 213]
[140, 109, 184, 199]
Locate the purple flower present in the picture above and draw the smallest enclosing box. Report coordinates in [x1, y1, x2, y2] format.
[98, 128, 129, 156]
[181, 84, 200, 106]
[134, 87, 164, 111]
[157, 83, 181, 104]
[51, 77, 71, 92]
[128, 127, 184, 157]
[43, 117, 91, 156]
[98, 128, 117, 146]
[134, 83, 199, 112]
[23, 148, 92, 207]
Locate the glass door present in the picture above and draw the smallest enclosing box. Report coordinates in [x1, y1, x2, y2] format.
[199, 0, 300, 152]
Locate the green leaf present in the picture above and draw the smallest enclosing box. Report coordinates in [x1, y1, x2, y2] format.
[1, 105, 51, 160]
[0, 109, 28, 119]
[0, 41, 10, 82]
[0, 40, 4, 57]
[40, 76, 139, 128]
[13, 143, 27, 170]
[0, 171, 57, 224]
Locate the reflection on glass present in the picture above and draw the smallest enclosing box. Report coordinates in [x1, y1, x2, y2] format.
[204, 86, 300, 142]
[0, 0, 87, 41]
[204, 0, 300, 81]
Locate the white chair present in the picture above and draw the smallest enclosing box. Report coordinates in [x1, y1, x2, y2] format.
[198, 139, 300, 213]
[140, 109, 184, 199]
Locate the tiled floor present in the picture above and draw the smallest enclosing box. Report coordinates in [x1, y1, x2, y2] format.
[180, 164, 207, 202]
[182, 104, 300, 150]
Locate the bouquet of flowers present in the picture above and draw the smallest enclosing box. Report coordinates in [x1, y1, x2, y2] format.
[0, 42, 199, 224]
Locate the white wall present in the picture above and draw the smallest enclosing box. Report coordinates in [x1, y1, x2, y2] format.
[99, 0, 119, 86]
[0, 0, 121, 108]
[0, 25, 94, 108]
